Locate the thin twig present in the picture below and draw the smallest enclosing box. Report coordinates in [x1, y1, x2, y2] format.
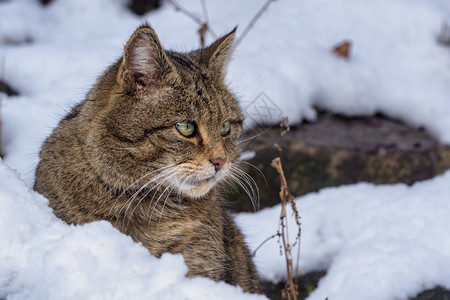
[166, 0, 203, 25]
[271, 117, 301, 300]
[272, 157, 298, 300]
[198, 0, 218, 46]
[235, 0, 276, 48]
[200, 0, 210, 29]
[165, 0, 217, 46]
[251, 233, 280, 257]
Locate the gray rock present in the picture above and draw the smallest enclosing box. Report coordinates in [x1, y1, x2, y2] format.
[231, 112, 450, 212]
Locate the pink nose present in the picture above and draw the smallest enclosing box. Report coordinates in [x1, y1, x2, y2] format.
[211, 158, 226, 172]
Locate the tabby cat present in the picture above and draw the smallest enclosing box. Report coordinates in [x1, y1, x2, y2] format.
[34, 24, 261, 293]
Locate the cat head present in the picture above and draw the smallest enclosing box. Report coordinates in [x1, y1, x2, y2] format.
[88, 25, 244, 199]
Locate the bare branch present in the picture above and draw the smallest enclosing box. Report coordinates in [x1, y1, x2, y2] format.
[271, 117, 301, 300]
[200, 0, 212, 33]
[165, 0, 217, 46]
[235, 0, 276, 48]
[251, 232, 280, 257]
[166, 0, 203, 25]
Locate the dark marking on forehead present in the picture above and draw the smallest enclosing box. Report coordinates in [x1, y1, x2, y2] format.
[165, 51, 240, 132]
[168, 52, 201, 73]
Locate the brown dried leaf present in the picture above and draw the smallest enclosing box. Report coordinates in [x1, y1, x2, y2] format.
[332, 40, 352, 59]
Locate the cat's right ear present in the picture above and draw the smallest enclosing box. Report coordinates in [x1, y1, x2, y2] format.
[118, 25, 179, 90]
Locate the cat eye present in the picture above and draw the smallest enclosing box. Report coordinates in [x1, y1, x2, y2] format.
[220, 120, 231, 136]
[176, 122, 196, 137]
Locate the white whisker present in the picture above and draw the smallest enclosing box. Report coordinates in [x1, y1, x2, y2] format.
[228, 165, 260, 211]
[147, 170, 182, 225]
[118, 166, 177, 230]
[239, 128, 270, 144]
[110, 165, 174, 216]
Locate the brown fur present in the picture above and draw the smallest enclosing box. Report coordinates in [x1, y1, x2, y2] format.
[34, 24, 261, 293]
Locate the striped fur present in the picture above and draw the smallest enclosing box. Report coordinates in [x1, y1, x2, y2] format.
[34, 25, 261, 293]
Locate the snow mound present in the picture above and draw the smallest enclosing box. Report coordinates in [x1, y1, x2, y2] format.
[238, 170, 450, 300]
[0, 160, 266, 300]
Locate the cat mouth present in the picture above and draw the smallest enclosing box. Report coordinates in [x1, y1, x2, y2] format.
[175, 165, 228, 198]
[177, 174, 220, 198]
[187, 175, 215, 186]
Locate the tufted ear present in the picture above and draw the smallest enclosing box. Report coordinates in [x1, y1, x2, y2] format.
[118, 25, 179, 90]
[202, 27, 236, 77]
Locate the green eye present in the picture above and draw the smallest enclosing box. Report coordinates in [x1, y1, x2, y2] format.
[220, 120, 231, 136]
[176, 122, 195, 137]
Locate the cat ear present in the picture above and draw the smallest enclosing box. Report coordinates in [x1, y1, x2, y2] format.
[118, 25, 178, 89]
[203, 27, 237, 77]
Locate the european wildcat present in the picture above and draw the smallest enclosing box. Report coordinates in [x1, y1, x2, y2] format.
[34, 24, 261, 293]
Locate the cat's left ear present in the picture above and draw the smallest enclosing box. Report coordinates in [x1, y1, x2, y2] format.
[118, 25, 179, 90]
[203, 27, 237, 77]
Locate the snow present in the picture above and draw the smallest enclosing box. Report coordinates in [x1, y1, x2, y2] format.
[238, 170, 450, 299]
[1, 0, 450, 299]
[0, 160, 265, 300]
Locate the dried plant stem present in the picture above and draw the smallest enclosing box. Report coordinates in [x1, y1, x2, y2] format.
[165, 0, 217, 46]
[166, 1, 275, 48]
[166, 0, 203, 25]
[251, 117, 300, 299]
[251, 233, 280, 257]
[271, 117, 301, 300]
[235, 0, 276, 48]
[200, 0, 210, 26]
[271, 156, 299, 300]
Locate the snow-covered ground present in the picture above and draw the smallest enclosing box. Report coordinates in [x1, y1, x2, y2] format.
[0, 161, 265, 300]
[1, 0, 450, 299]
[239, 171, 450, 299]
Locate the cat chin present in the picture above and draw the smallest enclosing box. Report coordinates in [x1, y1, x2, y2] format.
[175, 164, 229, 198]
[178, 172, 226, 198]
[176, 176, 214, 198]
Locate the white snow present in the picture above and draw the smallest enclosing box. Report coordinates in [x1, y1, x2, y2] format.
[1, 0, 450, 299]
[238, 170, 450, 299]
[0, 160, 265, 300]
